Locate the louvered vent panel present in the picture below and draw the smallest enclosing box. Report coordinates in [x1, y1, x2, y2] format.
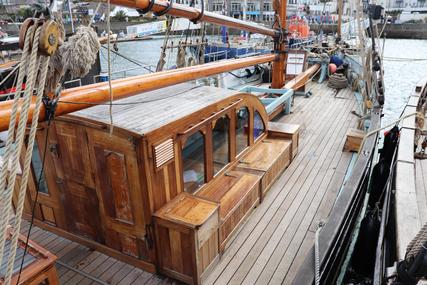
[154, 139, 174, 168]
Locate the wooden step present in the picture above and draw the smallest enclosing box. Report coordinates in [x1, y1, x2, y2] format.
[236, 138, 292, 199]
[196, 170, 261, 252]
[268, 122, 300, 159]
[153, 193, 220, 285]
[1, 226, 59, 285]
[343, 128, 365, 152]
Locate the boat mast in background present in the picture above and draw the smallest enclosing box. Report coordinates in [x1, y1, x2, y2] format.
[271, 0, 287, 88]
[337, 0, 343, 39]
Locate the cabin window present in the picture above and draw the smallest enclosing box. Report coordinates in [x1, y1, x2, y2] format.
[31, 141, 49, 194]
[212, 116, 230, 175]
[236, 107, 249, 155]
[182, 131, 205, 194]
[254, 110, 265, 141]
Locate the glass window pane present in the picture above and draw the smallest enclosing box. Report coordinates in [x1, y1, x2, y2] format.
[182, 132, 205, 194]
[254, 110, 265, 140]
[236, 107, 249, 155]
[213, 116, 230, 175]
[32, 141, 49, 194]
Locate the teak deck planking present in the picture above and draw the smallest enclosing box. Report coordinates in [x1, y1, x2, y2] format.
[18, 82, 358, 285]
[207, 85, 356, 285]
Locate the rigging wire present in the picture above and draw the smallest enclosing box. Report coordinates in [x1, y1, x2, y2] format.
[15, 112, 52, 285]
[382, 57, 427, 62]
[99, 45, 155, 73]
[106, 0, 114, 134]
[0, 63, 21, 89]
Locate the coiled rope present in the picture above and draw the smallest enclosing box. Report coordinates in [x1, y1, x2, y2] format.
[327, 73, 348, 89]
[405, 222, 427, 260]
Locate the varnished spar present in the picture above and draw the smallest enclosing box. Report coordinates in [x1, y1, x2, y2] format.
[0, 54, 276, 131]
[109, 0, 277, 37]
[0, 58, 320, 132]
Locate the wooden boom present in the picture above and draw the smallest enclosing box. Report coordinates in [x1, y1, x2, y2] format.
[110, 0, 277, 37]
[0, 54, 276, 131]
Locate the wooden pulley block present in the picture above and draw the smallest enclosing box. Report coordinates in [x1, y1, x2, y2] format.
[38, 20, 60, 56]
[18, 18, 36, 50]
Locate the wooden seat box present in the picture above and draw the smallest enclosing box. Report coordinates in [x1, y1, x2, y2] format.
[268, 122, 300, 159]
[1, 227, 58, 285]
[343, 128, 365, 152]
[153, 193, 219, 285]
[196, 170, 261, 252]
[236, 138, 292, 199]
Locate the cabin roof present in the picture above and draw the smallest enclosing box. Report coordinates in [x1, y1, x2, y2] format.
[71, 83, 239, 136]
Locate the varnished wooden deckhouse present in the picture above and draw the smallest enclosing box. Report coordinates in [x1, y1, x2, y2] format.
[15, 83, 299, 284]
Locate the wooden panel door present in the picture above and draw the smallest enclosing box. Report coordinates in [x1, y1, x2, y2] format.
[87, 129, 151, 261]
[53, 121, 104, 242]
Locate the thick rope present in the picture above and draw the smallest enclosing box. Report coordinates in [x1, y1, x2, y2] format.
[4, 55, 50, 284]
[406, 222, 427, 260]
[0, 24, 36, 265]
[314, 221, 324, 285]
[327, 73, 348, 89]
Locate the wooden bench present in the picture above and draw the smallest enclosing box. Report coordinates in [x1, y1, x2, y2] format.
[236, 138, 292, 199]
[343, 128, 365, 152]
[268, 122, 300, 159]
[153, 193, 219, 285]
[1, 227, 58, 285]
[196, 170, 261, 252]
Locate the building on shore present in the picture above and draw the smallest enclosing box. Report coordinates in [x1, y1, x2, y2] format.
[383, 0, 427, 9]
[0, 0, 29, 14]
[206, 0, 343, 23]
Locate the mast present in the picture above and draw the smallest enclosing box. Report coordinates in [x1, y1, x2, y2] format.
[337, 0, 343, 39]
[271, 0, 287, 88]
[243, 0, 247, 21]
[68, 0, 75, 33]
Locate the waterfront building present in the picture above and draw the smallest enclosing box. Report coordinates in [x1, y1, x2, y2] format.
[207, 0, 345, 23]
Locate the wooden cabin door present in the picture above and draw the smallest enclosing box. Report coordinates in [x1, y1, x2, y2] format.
[52, 121, 104, 242]
[86, 129, 152, 261]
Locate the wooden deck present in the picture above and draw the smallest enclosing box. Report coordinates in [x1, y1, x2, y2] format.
[18, 82, 359, 285]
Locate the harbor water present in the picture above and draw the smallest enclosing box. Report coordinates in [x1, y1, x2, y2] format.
[382, 39, 427, 125]
[100, 38, 427, 126]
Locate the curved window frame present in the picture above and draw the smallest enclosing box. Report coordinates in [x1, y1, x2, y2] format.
[211, 114, 231, 177]
[235, 106, 250, 156]
[253, 109, 266, 142]
[181, 130, 207, 194]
